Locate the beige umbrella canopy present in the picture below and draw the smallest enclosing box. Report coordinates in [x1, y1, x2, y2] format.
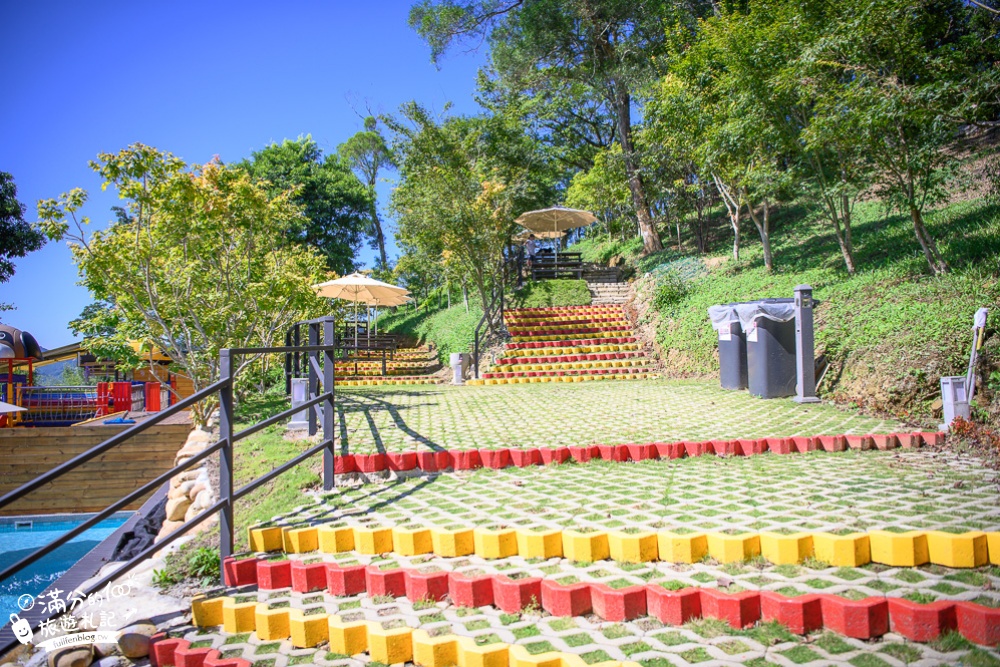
[515, 207, 597, 260]
[371, 293, 412, 336]
[313, 273, 409, 345]
[512, 229, 565, 244]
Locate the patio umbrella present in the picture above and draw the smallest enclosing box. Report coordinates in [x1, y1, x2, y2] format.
[515, 207, 597, 261]
[0, 400, 25, 414]
[313, 273, 409, 346]
[372, 293, 412, 336]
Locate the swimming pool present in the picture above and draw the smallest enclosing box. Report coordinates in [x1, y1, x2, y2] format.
[0, 513, 131, 613]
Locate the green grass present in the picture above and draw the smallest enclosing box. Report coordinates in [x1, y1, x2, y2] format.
[575, 198, 1000, 421]
[509, 279, 592, 309]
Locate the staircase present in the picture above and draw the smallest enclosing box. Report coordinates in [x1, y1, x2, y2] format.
[466, 305, 656, 385]
[587, 281, 630, 305]
[334, 344, 441, 387]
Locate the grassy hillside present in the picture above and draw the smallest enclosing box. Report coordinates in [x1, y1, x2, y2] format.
[379, 280, 592, 362]
[580, 198, 999, 425]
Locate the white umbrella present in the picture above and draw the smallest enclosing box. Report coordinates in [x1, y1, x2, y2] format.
[313, 273, 409, 346]
[515, 207, 597, 262]
[0, 400, 25, 414]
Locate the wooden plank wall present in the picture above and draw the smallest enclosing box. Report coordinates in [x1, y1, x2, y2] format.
[0, 421, 192, 516]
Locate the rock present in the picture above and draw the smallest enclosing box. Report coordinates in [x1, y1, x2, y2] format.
[116, 621, 157, 659]
[47, 646, 93, 667]
[171, 470, 200, 488]
[92, 643, 118, 659]
[186, 428, 213, 444]
[93, 658, 125, 667]
[165, 496, 192, 522]
[194, 489, 213, 508]
[188, 482, 207, 499]
[157, 519, 184, 538]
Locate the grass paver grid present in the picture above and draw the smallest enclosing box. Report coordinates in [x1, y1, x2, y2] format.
[179, 588, 1000, 666]
[331, 381, 904, 454]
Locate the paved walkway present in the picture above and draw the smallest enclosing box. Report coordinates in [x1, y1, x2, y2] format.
[333, 381, 904, 455]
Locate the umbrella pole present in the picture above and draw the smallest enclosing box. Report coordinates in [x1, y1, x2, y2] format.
[367, 306, 371, 344]
[354, 299, 358, 348]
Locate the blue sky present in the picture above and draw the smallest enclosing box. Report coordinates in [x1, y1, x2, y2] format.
[1, 0, 486, 348]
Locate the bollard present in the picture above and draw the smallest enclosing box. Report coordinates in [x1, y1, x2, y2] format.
[793, 285, 820, 404]
[288, 377, 309, 430]
[939, 376, 970, 431]
[450, 353, 465, 385]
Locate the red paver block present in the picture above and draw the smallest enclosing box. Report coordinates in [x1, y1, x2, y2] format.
[598, 444, 630, 462]
[510, 448, 542, 467]
[223, 556, 258, 587]
[257, 559, 292, 590]
[387, 452, 417, 471]
[918, 431, 944, 447]
[590, 583, 648, 621]
[366, 565, 407, 598]
[627, 443, 658, 461]
[894, 433, 920, 448]
[150, 636, 188, 667]
[888, 598, 957, 642]
[405, 569, 451, 602]
[760, 592, 823, 635]
[449, 571, 495, 608]
[845, 435, 873, 451]
[541, 579, 593, 617]
[204, 651, 252, 667]
[955, 601, 1000, 646]
[326, 563, 368, 596]
[480, 449, 512, 469]
[492, 575, 543, 613]
[655, 442, 686, 460]
[765, 438, 793, 455]
[291, 560, 328, 593]
[871, 434, 898, 451]
[699, 589, 761, 629]
[416, 451, 451, 472]
[683, 441, 711, 458]
[355, 453, 387, 473]
[646, 586, 702, 626]
[820, 595, 889, 639]
[540, 447, 571, 465]
[174, 647, 214, 667]
[568, 445, 599, 463]
[792, 436, 818, 453]
[334, 455, 357, 474]
[712, 440, 739, 457]
[743, 439, 770, 456]
[451, 450, 482, 470]
[818, 435, 847, 452]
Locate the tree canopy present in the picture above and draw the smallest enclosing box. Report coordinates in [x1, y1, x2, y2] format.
[0, 171, 46, 311]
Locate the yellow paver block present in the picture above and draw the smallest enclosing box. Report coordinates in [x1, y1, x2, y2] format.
[707, 533, 761, 563]
[431, 527, 476, 557]
[608, 531, 658, 563]
[813, 533, 871, 567]
[509, 644, 564, 667]
[869, 530, 929, 567]
[328, 615, 369, 655]
[657, 532, 708, 563]
[562, 530, 610, 562]
[392, 526, 434, 556]
[474, 527, 519, 559]
[413, 629, 458, 667]
[456, 636, 510, 667]
[988, 533, 1000, 565]
[516, 528, 564, 559]
[289, 608, 329, 648]
[926, 531, 988, 568]
[759, 532, 814, 565]
[319, 525, 355, 553]
[560, 654, 589, 667]
[355, 526, 394, 554]
[191, 594, 227, 627]
[222, 598, 257, 634]
[248, 526, 283, 552]
[254, 605, 291, 641]
[367, 622, 413, 664]
[283, 526, 319, 553]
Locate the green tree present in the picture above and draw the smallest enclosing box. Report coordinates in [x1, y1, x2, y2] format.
[0, 171, 46, 311]
[565, 145, 632, 241]
[409, 0, 708, 255]
[38, 144, 328, 424]
[339, 117, 396, 269]
[241, 137, 371, 275]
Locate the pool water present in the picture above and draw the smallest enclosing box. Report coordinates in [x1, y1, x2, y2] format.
[0, 514, 131, 613]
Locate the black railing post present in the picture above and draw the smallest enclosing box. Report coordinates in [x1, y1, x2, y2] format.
[322, 318, 336, 491]
[218, 349, 235, 580]
[308, 322, 319, 436]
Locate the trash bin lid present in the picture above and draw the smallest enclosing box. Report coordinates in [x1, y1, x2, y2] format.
[734, 298, 795, 330]
[707, 304, 740, 331]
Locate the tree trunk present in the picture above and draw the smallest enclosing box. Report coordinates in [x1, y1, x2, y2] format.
[712, 174, 741, 262]
[910, 207, 949, 275]
[463, 283, 469, 313]
[747, 198, 773, 273]
[823, 194, 856, 275]
[610, 85, 663, 255]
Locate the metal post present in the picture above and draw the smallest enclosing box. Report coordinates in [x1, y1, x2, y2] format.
[322, 318, 336, 491]
[308, 322, 319, 436]
[284, 328, 292, 395]
[793, 284, 821, 404]
[218, 349, 235, 580]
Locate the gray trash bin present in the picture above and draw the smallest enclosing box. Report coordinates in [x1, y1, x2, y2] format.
[736, 299, 797, 398]
[708, 303, 748, 390]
